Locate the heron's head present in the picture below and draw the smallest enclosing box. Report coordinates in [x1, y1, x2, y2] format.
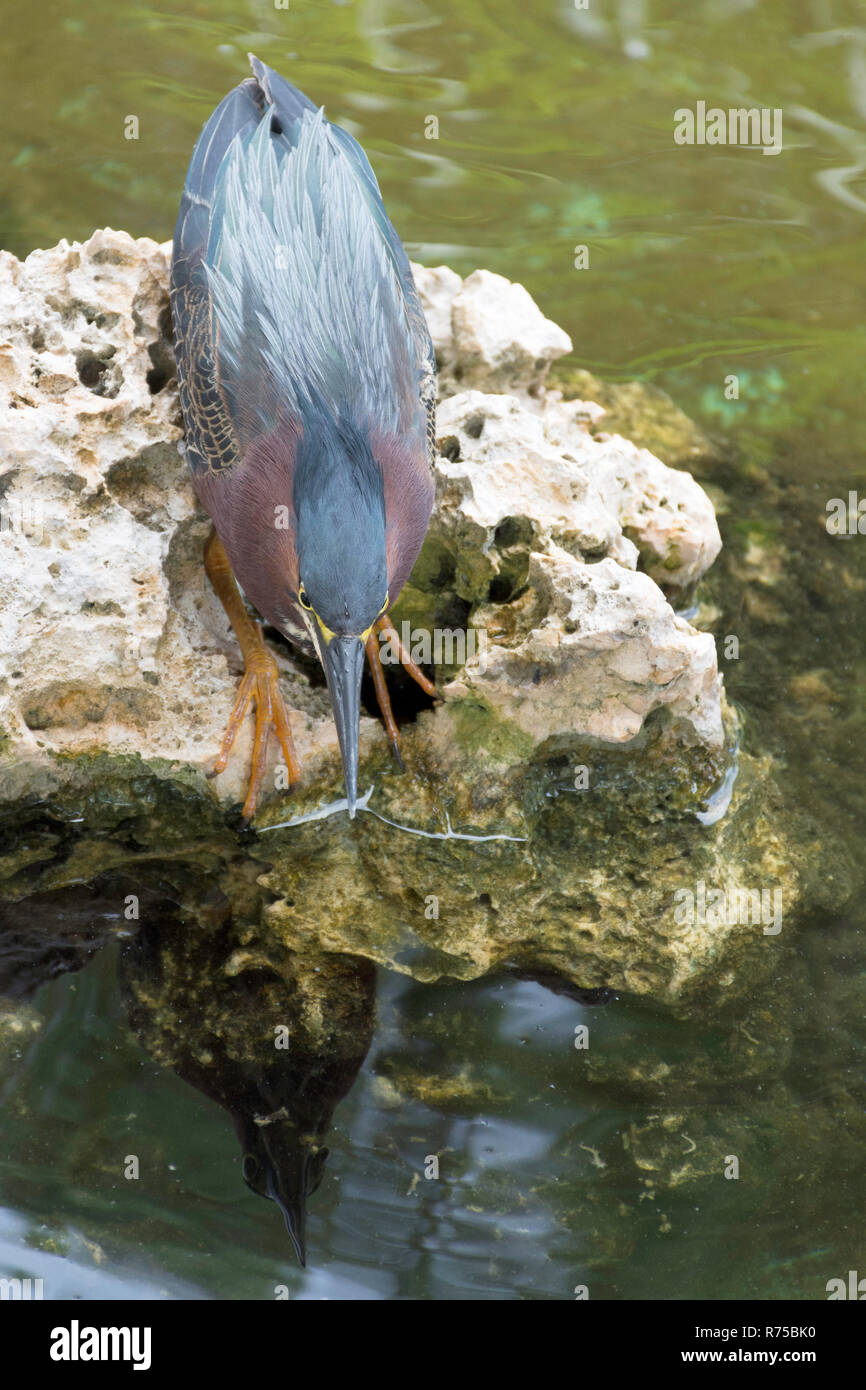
[293, 410, 388, 815]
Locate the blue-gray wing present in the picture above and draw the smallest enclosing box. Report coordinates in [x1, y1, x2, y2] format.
[198, 57, 434, 463]
[170, 77, 267, 475]
[326, 120, 437, 464]
[171, 56, 436, 475]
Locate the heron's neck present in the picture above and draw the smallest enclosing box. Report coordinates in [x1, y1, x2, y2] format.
[294, 407, 387, 632]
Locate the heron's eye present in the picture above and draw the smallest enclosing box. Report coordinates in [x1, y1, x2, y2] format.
[298, 586, 312, 611]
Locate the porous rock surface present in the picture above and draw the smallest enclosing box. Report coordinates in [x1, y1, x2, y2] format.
[0, 231, 721, 789]
[0, 228, 795, 1003]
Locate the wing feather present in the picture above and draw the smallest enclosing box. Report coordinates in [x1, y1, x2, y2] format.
[171, 56, 436, 481]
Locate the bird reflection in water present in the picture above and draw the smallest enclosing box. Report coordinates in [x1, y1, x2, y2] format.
[119, 894, 376, 1267]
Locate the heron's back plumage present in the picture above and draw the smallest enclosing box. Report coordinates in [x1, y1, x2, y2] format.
[171, 56, 436, 635]
[172, 55, 433, 463]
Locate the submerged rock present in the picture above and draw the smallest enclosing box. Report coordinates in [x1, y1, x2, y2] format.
[0, 227, 803, 1003]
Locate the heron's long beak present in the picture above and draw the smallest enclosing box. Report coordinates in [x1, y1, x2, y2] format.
[319, 634, 365, 816]
[265, 1160, 308, 1268]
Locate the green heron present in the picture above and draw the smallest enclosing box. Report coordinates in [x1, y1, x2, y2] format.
[171, 55, 437, 821]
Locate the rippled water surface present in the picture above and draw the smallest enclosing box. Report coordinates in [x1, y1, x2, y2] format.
[2, 0, 865, 1300]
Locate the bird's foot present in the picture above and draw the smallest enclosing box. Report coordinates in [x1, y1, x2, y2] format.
[365, 615, 440, 768]
[209, 637, 301, 824]
[375, 615, 440, 699]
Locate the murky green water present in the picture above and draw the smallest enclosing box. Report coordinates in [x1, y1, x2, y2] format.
[2, 0, 865, 1299]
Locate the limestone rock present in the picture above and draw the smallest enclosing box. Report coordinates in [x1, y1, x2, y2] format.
[431, 388, 721, 599]
[0, 228, 725, 811]
[412, 263, 572, 394]
[409, 262, 461, 363]
[461, 548, 723, 749]
[0, 227, 789, 1007]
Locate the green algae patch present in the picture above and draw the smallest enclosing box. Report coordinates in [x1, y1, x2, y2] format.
[0, 685, 816, 1009]
[256, 713, 806, 1006]
[0, 747, 233, 910]
[448, 693, 536, 765]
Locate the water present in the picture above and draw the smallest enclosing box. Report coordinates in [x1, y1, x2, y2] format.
[2, 0, 865, 1300]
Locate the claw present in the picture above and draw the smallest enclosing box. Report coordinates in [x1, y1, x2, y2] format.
[204, 530, 302, 822]
[365, 616, 438, 769]
[374, 616, 440, 698]
[215, 650, 301, 823]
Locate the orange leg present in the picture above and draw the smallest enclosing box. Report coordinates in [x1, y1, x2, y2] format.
[374, 615, 439, 697]
[204, 528, 301, 822]
[365, 615, 440, 767]
[365, 628, 404, 768]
